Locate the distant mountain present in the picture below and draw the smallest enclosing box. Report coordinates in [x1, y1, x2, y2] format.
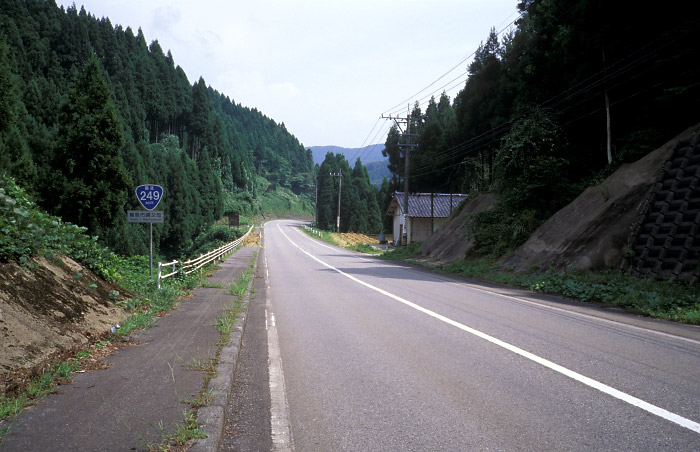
[365, 160, 391, 187]
[309, 144, 385, 165]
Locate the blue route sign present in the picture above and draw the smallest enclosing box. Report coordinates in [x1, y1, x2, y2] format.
[135, 184, 164, 210]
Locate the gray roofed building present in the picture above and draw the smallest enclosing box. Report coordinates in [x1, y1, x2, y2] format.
[386, 192, 468, 245]
[387, 192, 468, 218]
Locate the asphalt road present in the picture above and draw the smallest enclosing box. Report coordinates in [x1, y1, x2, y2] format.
[259, 219, 700, 451]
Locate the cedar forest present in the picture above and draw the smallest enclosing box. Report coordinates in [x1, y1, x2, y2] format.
[1, 0, 699, 261]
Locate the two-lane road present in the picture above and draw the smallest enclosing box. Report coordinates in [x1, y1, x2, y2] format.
[262, 220, 700, 451]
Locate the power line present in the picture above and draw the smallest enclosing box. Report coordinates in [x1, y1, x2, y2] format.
[355, 8, 521, 151]
[380, 9, 521, 118]
[367, 1, 695, 185]
[395, 15, 694, 179]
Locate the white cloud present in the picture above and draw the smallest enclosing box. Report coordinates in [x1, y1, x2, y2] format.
[268, 82, 301, 100]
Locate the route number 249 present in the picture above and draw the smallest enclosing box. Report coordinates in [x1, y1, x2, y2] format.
[135, 184, 164, 210]
[139, 190, 160, 201]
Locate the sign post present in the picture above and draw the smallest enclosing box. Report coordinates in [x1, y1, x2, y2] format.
[131, 185, 164, 279]
[228, 213, 240, 228]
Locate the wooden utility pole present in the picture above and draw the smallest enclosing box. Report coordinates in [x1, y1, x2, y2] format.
[603, 49, 612, 165]
[382, 105, 417, 245]
[430, 192, 434, 234]
[330, 172, 342, 232]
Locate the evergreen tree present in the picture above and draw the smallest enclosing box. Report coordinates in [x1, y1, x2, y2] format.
[49, 56, 130, 237]
[377, 177, 394, 234]
[0, 37, 37, 190]
[316, 153, 337, 230]
[196, 145, 224, 227]
[351, 158, 382, 234]
[162, 143, 196, 257]
[382, 126, 403, 186]
[190, 77, 211, 158]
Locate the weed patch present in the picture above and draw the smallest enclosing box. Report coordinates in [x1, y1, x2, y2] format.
[147, 410, 206, 451]
[228, 268, 253, 298]
[0, 352, 89, 425]
[379, 242, 422, 261]
[181, 390, 214, 409]
[347, 243, 383, 254]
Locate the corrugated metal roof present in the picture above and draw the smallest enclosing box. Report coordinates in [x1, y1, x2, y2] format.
[387, 192, 468, 218]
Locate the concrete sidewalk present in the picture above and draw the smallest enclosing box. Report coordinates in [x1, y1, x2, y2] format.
[0, 246, 257, 452]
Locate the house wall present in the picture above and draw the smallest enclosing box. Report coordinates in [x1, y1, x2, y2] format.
[409, 217, 448, 243]
[392, 215, 449, 244]
[392, 214, 402, 245]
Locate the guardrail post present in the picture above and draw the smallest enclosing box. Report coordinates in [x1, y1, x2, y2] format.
[157, 262, 162, 289]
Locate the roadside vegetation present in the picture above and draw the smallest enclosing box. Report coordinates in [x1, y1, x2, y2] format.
[0, 175, 256, 440]
[347, 243, 384, 255]
[0, 251, 204, 433]
[147, 409, 207, 452]
[380, 246, 700, 325]
[299, 225, 339, 246]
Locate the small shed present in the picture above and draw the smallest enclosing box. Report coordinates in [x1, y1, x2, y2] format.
[386, 192, 468, 245]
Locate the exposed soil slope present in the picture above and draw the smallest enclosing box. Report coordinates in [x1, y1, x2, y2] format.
[418, 124, 700, 274]
[0, 255, 128, 377]
[418, 193, 498, 263]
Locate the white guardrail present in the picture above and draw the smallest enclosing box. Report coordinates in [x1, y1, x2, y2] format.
[157, 225, 254, 289]
[302, 225, 323, 237]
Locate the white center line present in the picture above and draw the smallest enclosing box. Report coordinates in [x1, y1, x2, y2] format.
[277, 222, 700, 435]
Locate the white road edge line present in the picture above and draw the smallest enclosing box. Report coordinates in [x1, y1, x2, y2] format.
[265, 237, 294, 451]
[278, 223, 700, 435]
[452, 280, 700, 346]
[294, 223, 700, 346]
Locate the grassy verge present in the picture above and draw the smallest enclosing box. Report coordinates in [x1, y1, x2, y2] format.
[0, 255, 208, 436]
[114, 256, 205, 338]
[0, 358, 81, 420]
[347, 243, 384, 254]
[380, 247, 700, 325]
[146, 410, 207, 452]
[299, 225, 339, 246]
[378, 242, 422, 261]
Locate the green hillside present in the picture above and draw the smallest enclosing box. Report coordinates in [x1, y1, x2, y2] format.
[0, 0, 313, 259]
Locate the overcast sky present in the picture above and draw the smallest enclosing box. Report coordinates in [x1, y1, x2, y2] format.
[61, 0, 519, 148]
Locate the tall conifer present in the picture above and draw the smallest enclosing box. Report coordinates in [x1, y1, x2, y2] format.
[51, 56, 130, 236]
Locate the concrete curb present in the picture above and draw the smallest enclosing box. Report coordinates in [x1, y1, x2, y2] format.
[189, 249, 259, 452]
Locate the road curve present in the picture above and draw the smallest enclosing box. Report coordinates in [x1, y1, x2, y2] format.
[263, 219, 700, 451]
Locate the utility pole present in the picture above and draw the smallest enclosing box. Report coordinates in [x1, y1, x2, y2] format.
[382, 105, 417, 245]
[330, 172, 342, 233]
[603, 49, 612, 165]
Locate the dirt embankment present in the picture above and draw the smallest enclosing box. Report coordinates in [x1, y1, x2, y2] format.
[504, 123, 700, 274]
[0, 255, 129, 377]
[418, 193, 498, 263]
[418, 123, 700, 274]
